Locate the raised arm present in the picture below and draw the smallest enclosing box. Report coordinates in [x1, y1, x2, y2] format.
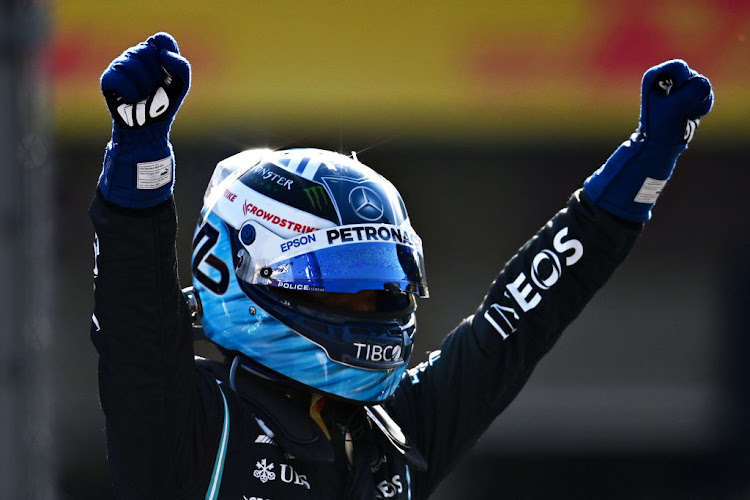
[388, 59, 714, 499]
[89, 33, 210, 497]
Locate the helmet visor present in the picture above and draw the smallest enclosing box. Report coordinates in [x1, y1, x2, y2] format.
[233, 222, 428, 297]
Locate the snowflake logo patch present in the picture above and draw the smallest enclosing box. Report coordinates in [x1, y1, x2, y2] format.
[253, 458, 276, 483]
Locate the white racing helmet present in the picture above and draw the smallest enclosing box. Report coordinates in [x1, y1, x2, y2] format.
[191, 148, 428, 403]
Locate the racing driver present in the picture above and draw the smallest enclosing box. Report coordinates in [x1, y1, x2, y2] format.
[89, 32, 713, 499]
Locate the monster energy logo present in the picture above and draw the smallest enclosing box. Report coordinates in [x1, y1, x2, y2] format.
[304, 185, 329, 211]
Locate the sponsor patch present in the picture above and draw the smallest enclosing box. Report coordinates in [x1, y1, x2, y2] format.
[253, 459, 276, 483]
[251, 459, 311, 490]
[326, 225, 419, 247]
[266, 223, 422, 261]
[240, 163, 338, 222]
[243, 200, 318, 234]
[483, 226, 583, 340]
[280, 233, 317, 253]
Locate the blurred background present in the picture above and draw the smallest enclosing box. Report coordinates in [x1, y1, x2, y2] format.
[2, 0, 749, 498]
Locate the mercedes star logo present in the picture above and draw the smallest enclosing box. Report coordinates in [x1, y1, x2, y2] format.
[349, 186, 384, 221]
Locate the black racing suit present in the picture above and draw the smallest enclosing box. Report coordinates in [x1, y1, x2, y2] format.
[90, 187, 641, 499]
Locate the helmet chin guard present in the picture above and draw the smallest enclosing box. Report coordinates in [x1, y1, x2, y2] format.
[191, 148, 428, 403]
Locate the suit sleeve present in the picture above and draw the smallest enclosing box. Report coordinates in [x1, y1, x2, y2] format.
[89, 193, 221, 498]
[387, 190, 642, 499]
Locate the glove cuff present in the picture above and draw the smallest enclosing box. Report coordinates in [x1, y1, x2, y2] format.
[99, 139, 175, 209]
[584, 137, 686, 222]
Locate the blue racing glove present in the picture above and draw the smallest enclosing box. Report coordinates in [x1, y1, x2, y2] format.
[584, 59, 713, 222]
[98, 32, 191, 208]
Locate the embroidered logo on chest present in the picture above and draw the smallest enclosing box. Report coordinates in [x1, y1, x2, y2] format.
[252, 459, 311, 490]
[253, 459, 276, 483]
